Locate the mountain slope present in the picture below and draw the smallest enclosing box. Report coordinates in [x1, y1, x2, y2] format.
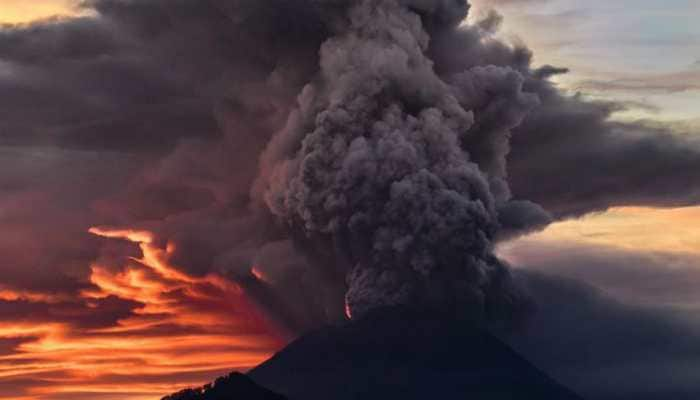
[248, 309, 583, 400]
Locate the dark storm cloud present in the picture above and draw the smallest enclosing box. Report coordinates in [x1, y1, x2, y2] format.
[0, 295, 141, 329]
[0, 0, 546, 330]
[509, 98, 700, 218]
[0, 18, 215, 152]
[493, 240, 700, 398]
[0, 0, 339, 336]
[0, 0, 333, 153]
[0, 146, 139, 295]
[504, 269, 700, 400]
[506, 240, 700, 306]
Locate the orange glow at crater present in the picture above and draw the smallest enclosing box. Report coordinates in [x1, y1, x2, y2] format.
[250, 266, 269, 284]
[0, 227, 286, 400]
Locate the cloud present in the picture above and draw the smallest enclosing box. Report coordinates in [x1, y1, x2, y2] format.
[0, 227, 282, 400]
[505, 268, 700, 400]
[492, 237, 700, 398]
[509, 95, 700, 218]
[577, 69, 700, 94]
[0, 146, 139, 295]
[503, 239, 700, 306]
[427, 13, 700, 219]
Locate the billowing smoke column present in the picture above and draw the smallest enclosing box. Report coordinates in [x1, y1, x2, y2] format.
[253, 0, 547, 320]
[9, 0, 700, 336]
[0, 0, 583, 333]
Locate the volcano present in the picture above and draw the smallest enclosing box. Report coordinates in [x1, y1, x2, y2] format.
[164, 309, 583, 400]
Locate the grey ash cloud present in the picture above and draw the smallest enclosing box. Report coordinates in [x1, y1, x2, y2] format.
[507, 268, 700, 400]
[255, 0, 542, 321]
[2, 0, 700, 333]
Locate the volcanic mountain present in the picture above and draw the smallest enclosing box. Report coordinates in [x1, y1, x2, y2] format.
[164, 309, 583, 400]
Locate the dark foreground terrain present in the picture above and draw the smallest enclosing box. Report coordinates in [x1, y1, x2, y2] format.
[165, 310, 583, 400]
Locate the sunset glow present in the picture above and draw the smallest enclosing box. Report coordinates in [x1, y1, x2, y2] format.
[0, 227, 284, 400]
[0, 0, 86, 24]
[513, 206, 700, 256]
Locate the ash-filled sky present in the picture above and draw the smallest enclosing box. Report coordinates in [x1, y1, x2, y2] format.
[2, 1, 700, 399]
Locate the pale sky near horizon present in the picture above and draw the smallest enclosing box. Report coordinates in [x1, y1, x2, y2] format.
[0, 0, 84, 24]
[470, 0, 700, 123]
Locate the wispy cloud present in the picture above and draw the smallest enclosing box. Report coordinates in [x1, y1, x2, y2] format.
[578, 68, 700, 94]
[0, 228, 282, 400]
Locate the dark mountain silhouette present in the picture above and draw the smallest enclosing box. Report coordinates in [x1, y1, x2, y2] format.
[165, 309, 583, 400]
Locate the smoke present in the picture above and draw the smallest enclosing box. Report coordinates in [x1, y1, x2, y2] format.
[250, 0, 546, 321]
[4, 0, 700, 334]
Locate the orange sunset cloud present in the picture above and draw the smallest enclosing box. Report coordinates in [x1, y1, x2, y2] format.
[512, 206, 700, 256]
[0, 228, 284, 400]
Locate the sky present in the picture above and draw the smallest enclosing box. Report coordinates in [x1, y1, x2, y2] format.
[1, 0, 700, 399]
[0, 1, 90, 24]
[469, 0, 700, 284]
[471, 0, 700, 122]
[468, 0, 700, 260]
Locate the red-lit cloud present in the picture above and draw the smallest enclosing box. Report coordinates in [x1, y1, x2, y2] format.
[0, 228, 284, 400]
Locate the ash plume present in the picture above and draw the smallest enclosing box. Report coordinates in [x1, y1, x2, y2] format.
[254, 0, 541, 320]
[4, 0, 700, 334]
